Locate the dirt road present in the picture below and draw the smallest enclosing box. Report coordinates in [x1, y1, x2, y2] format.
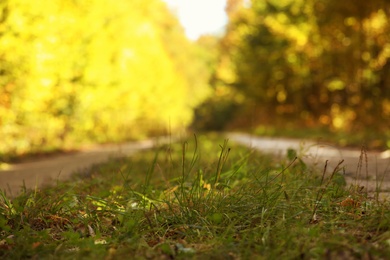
[1, 133, 389, 197]
[228, 133, 390, 194]
[0, 138, 168, 197]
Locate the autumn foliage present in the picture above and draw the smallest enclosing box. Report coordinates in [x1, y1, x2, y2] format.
[1, 0, 390, 157]
[0, 0, 211, 157]
[211, 0, 390, 143]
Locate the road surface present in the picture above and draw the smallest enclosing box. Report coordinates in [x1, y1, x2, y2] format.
[0, 138, 170, 197]
[228, 133, 390, 194]
[1, 133, 389, 197]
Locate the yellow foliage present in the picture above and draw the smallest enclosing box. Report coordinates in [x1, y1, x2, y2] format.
[0, 0, 212, 155]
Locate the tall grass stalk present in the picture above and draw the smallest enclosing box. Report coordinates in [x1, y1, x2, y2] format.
[311, 159, 344, 222]
[214, 139, 230, 187]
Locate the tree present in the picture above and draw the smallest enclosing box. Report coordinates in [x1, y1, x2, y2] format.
[218, 0, 390, 138]
[0, 0, 212, 157]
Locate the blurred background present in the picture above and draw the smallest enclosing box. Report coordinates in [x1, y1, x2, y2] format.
[0, 0, 389, 160]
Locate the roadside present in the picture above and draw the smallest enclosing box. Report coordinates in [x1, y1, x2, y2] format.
[1, 133, 389, 198]
[3, 133, 390, 259]
[0, 137, 173, 197]
[227, 133, 390, 194]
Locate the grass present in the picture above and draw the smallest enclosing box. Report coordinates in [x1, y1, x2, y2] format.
[1, 134, 390, 259]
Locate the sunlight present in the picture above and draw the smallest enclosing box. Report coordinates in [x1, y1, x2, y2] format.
[163, 0, 227, 40]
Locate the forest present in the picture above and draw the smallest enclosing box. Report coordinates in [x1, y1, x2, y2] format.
[0, 0, 390, 158]
[198, 0, 390, 148]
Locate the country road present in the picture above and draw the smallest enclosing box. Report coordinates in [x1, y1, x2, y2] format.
[0, 138, 170, 197]
[1, 133, 390, 197]
[228, 133, 390, 194]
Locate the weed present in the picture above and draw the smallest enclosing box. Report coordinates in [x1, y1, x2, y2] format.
[0, 135, 389, 259]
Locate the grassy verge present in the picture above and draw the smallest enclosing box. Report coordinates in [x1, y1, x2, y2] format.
[1, 135, 390, 259]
